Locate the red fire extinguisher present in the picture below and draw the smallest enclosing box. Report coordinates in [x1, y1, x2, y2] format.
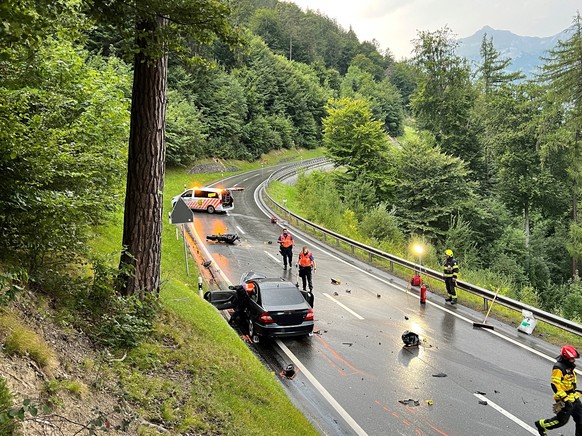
[420, 285, 427, 304]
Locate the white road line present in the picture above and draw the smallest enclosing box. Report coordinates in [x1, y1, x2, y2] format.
[236, 226, 246, 234]
[323, 293, 365, 320]
[473, 393, 538, 435]
[276, 339, 368, 436]
[265, 251, 281, 263]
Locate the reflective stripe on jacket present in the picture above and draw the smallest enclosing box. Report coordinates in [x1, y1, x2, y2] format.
[551, 357, 580, 401]
[443, 257, 459, 278]
[298, 251, 314, 268]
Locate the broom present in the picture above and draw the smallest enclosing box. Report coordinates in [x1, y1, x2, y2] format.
[473, 287, 500, 330]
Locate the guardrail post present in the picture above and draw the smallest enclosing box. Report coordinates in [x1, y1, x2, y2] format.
[484, 298, 488, 311]
[369, 252, 372, 262]
[390, 261, 394, 273]
[351, 245, 354, 255]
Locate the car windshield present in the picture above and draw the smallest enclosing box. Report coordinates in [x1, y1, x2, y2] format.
[261, 286, 305, 306]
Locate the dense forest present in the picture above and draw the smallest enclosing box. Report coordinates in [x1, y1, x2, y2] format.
[1, 0, 582, 327]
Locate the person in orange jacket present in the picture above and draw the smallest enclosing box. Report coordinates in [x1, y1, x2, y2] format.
[277, 228, 294, 270]
[296, 246, 316, 307]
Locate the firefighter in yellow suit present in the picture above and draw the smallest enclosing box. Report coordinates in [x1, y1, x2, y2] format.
[535, 345, 581, 435]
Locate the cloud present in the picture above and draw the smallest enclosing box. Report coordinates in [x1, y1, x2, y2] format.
[354, 0, 423, 20]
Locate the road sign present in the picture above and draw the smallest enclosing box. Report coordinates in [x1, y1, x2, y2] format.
[170, 198, 194, 225]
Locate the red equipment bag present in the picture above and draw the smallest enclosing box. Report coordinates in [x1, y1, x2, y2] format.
[410, 275, 422, 286]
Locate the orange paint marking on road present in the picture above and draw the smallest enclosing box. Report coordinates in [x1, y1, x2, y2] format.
[314, 334, 362, 376]
[427, 423, 449, 436]
[374, 399, 448, 436]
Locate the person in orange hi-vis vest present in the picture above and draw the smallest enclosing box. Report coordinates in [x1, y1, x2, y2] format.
[296, 246, 316, 292]
[277, 228, 295, 270]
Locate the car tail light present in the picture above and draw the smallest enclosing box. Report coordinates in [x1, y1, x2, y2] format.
[258, 312, 274, 324]
[304, 309, 314, 321]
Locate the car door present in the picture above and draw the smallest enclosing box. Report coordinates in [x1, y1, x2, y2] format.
[203, 290, 237, 310]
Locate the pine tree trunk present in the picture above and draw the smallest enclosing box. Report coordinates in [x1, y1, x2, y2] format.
[118, 16, 168, 296]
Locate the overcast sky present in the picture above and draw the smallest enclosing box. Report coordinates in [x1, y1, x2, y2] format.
[287, 0, 580, 59]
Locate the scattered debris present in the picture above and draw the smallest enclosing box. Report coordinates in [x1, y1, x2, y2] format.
[426, 400, 433, 406]
[402, 331, 420, 347]
[202, 260, 212, 268]
[475, 391, 486, 395]
[282, 364, 296, 378]
[432, 373, 447, 378]
[478, 400, 488, 405]
[313, 329, 322, 335]
[405, 316, 409, 320]
[398, 399, 420, 406]
[377, 294, 381, 298]
[267, 241, 273, 244]
[342, 342, 353, 346]
[345, 289, 351, 293]
[331, 278, 341, 285]
[333, 292, 339, 296]
[494, 390, 500, 394]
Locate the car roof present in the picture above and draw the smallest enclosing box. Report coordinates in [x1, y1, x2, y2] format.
[248, 277, 294, 286]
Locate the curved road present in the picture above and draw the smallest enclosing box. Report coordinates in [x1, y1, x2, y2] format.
[184, 164, 575, 436]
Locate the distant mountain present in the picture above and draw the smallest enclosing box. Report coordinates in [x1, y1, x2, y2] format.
[457, 25, 571, 78]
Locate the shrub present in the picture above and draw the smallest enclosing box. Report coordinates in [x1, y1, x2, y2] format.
[0, 377, 16, 435]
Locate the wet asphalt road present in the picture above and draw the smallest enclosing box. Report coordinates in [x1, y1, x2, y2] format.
[182, 165, 577, 436]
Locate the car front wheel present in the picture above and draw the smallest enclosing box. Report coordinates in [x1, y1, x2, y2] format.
[207, 205, 215, 214]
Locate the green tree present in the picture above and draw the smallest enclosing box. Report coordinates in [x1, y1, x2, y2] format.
[165, 90, 208, 167]
[387, 61, 418, 111]
[323, 98, 396, 203]
[87, 0, 240, 295]
[410, 27, 480, 173]
[476, 34, 522, 94]
[394, 133, 476, 237]
[340, 65, 403, 136]
[539, 12, 582, 276]
[0, 38, 129, 274]
[483, 84, 564, 245]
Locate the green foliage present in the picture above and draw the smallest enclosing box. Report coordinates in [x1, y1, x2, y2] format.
[477, 33, 523, 93]
[0, 270, 27, 306]
[0, 36, 129, 276]
[83, 258, 160, 349]
[388, 61, 419, 110]
[166, 90, 208, 167]
[340, 65, 404, 136]
[0, 377, 16, 435]
[360, 204, 404, 245]
[394, 133, 477, 237]
[411, 27, 480, 172]
[323, 98, 392, 191]
[0, 313, 58, 371]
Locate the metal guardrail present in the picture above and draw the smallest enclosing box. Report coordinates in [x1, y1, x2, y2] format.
[261, 158, 582, 337]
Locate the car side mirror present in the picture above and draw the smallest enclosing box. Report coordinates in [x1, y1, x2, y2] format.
[228, 285, 235, 290]
[203, 291, 212, 302]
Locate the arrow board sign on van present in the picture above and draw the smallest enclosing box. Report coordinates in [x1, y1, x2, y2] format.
[170, 198, 194, 225]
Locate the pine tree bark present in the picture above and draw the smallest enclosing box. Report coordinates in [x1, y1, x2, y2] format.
[119, 16, 168, 296]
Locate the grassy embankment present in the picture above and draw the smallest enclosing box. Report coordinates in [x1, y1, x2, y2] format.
[91, 149, 322, 435]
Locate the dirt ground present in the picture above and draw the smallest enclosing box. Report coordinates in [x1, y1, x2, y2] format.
[1, 296, 137, 435]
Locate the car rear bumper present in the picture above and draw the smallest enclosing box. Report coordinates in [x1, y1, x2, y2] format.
[254, 322, 314, 338]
